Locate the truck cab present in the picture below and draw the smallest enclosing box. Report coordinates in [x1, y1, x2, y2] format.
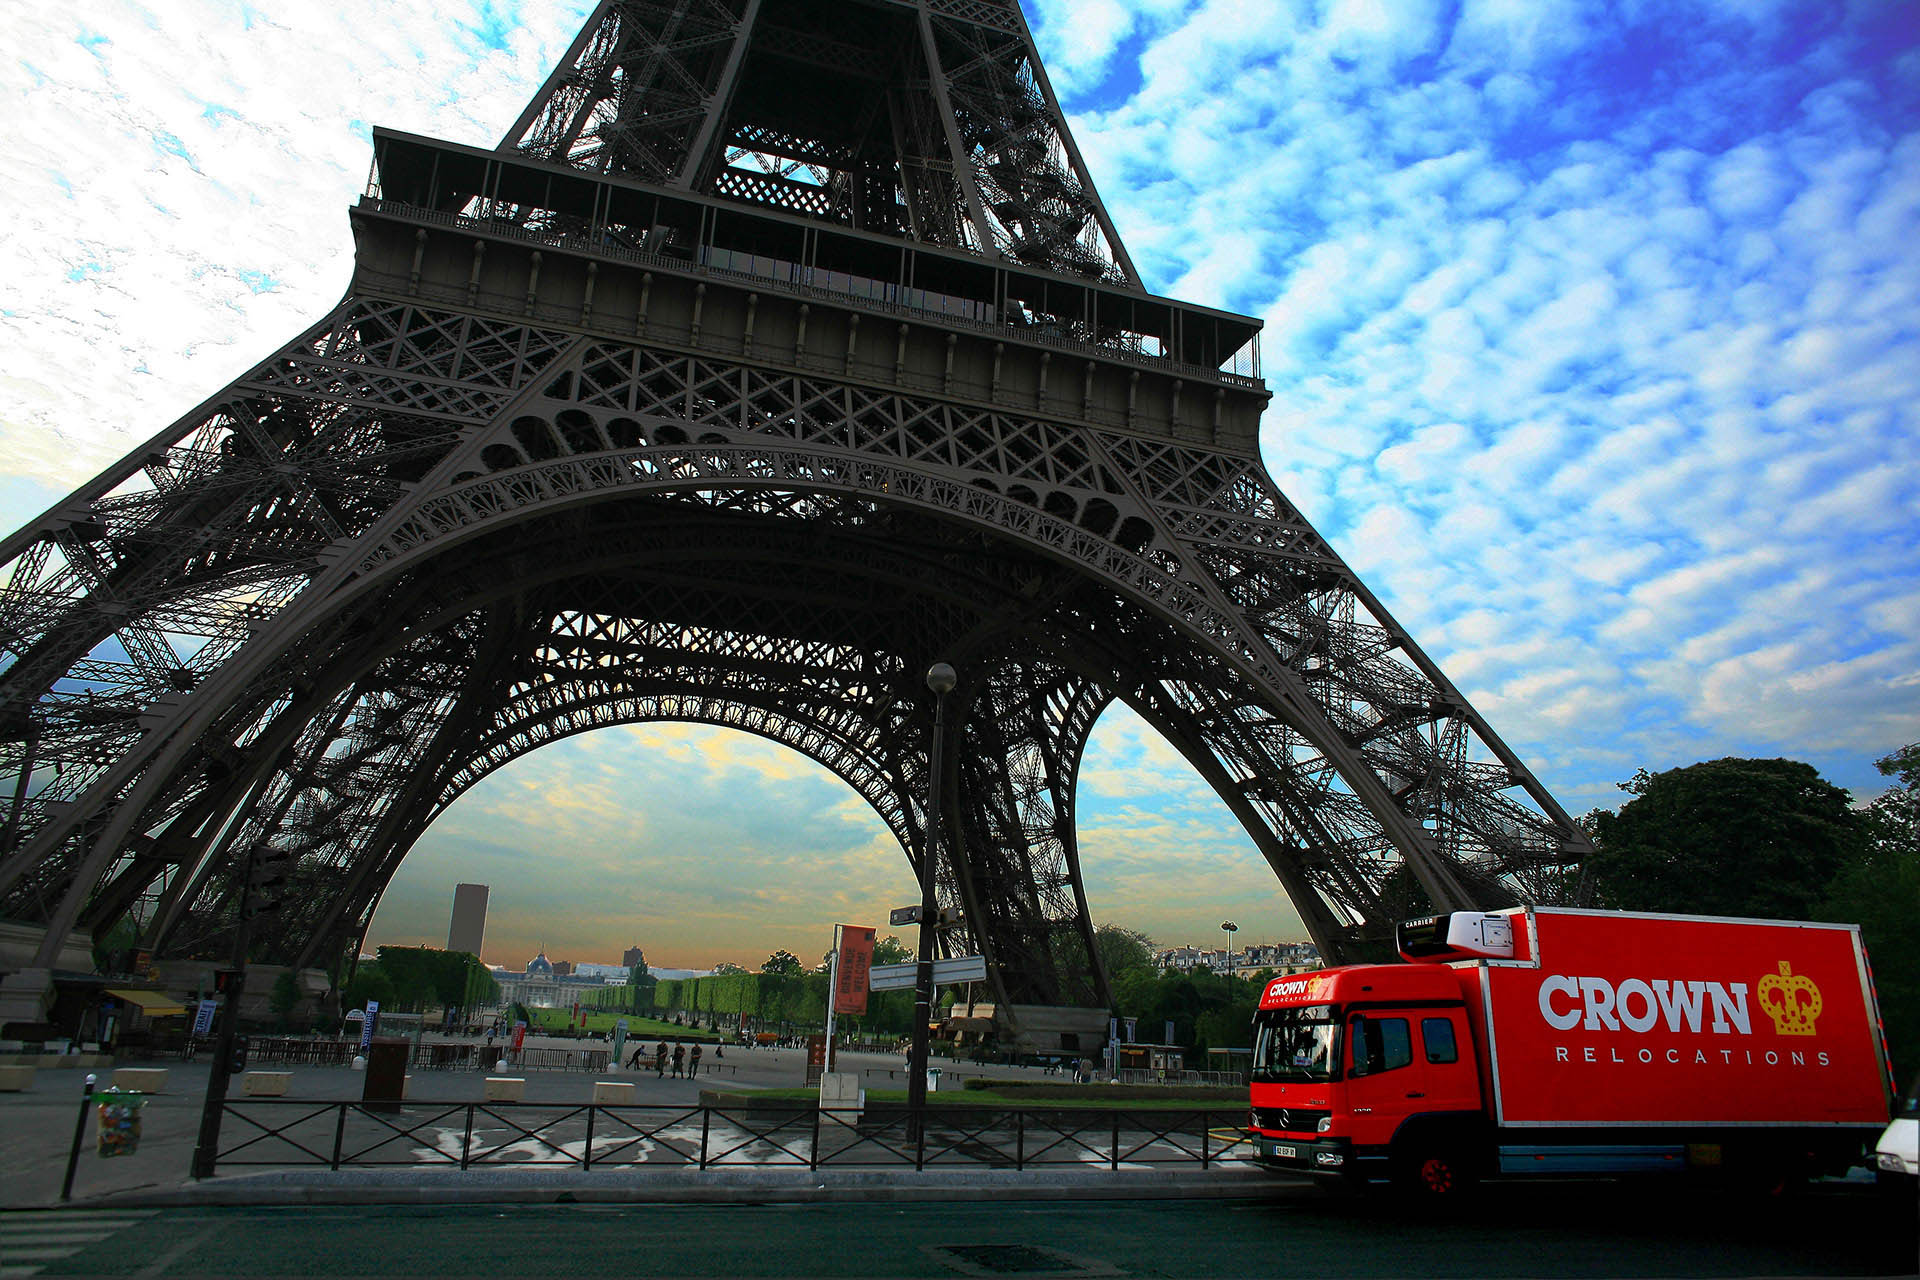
[1249, 964, 1483, 1189]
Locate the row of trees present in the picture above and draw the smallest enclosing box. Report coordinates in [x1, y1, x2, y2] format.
[339, 944, 498, 1016]
[572, 941, 927, 1039]
[1097, 924, 1263, 1054]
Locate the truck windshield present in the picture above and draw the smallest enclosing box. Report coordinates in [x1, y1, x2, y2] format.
[1252, 1004, 1339, 1082]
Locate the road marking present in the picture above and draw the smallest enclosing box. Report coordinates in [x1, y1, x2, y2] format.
[0, 1211, 156, 1277]
[132, 1223, 220, 1280]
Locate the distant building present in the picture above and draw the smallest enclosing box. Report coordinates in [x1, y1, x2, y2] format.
[493, 949, 611, 1009]
[447, 883, 489, 957]
[1155, 941, 1320, 974]
[622, 945, 646, 969]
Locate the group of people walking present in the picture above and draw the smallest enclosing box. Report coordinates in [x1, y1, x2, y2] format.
[626, 1038, 715, 1078]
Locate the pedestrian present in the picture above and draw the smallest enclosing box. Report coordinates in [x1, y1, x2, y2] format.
[671, 1042, 685, 1077]
[626, 1039, 645, 1069]
[653, 1042, 667, 1077]
[689, 1044, 703, 1077]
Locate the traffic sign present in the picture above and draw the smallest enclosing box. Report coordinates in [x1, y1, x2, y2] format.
[889, 905, 923, 926]
[868, 954, 987, 990]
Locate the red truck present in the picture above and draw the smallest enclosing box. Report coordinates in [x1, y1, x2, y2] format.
[1248, 907, 1895, 1195]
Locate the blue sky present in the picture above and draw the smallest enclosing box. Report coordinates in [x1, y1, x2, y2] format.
[2, 1, 1915, 971]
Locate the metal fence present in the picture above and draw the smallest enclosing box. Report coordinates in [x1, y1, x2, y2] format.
[209, 1100, 1254, 1174]
[1115, 1069, 1246, 1088]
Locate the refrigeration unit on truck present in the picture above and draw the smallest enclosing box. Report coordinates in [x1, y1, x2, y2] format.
[1247, 907, 1895, 1194]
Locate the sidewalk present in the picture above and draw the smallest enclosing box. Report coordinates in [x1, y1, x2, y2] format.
[1, 1047, 1286, 1208]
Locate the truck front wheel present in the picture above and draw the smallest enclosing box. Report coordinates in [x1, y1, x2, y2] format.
[1395, 1144, 1480, 1198]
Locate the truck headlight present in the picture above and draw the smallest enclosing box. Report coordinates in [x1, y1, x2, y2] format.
[1315, 1151, 1344, 1166]
[1878, 1151, 1909, 1174]
[1317, 1116, 1334, 1133]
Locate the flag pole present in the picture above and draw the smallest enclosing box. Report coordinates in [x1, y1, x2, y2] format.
[823, 923, 840, 1075]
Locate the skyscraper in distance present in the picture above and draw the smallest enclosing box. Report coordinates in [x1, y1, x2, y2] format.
[448, 883, 488, 957]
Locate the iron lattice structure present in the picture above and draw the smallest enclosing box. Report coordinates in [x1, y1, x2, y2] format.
[0, 0, 1588, 1013]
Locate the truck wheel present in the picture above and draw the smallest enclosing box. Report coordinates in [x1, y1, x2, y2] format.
[1395, 1145, 1478, 1199]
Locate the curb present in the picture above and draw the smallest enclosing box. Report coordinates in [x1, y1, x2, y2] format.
[96, 1166, 1313, 1208]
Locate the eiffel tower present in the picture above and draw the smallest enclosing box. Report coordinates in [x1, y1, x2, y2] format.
[0, 0, 1588, 1033]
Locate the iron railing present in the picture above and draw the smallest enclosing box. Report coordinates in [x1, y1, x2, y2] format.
[209, 1100, 1253, 1174]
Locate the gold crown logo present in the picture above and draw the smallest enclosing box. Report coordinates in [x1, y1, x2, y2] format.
[1757, 961, 1823, 1037]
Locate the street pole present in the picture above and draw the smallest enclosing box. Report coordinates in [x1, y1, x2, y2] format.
[908, 661, 956, 1142]
[190, 843, 267, 1179]
[60, 1072, 97, 1201]
[1221, 921, 1238, 978]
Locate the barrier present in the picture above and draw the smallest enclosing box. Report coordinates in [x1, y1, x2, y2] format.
[200, 1099, 1256, 1174]
[242, 1071, 292, 1096]
[111, 1068, 168, 1093]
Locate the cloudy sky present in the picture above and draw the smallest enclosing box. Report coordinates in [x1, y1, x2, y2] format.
[3, 1, 1915, 971]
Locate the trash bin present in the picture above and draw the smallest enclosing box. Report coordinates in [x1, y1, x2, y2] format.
[361, 1038, 409, 1113]
[925, 1067, 942, 1093]
[95, 1088, 146, 1157]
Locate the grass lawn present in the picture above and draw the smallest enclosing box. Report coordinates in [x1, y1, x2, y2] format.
[525, 1008, 721, 1041]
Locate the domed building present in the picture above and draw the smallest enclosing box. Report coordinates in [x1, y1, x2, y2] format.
[496, 948, 562, 1008]
[493, 947, 610, 1010]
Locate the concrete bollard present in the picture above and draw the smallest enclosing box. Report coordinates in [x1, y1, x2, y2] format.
[484, 1077, 525, 1102]
[110, 1067, 168, 1093]
[241, 1071, 292, 1096]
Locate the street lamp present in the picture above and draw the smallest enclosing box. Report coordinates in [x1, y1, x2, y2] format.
[908, 661, 957, 1142]
[1221, 921, 1238, 977]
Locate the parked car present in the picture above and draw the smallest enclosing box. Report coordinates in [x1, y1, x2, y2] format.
[1876, 1072, 1919, 1195]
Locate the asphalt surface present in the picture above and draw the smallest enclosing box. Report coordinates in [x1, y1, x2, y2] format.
[1, 1185, 1912, 1278]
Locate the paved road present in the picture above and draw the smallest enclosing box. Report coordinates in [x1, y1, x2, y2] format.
[1, 1183, 1911, 1277]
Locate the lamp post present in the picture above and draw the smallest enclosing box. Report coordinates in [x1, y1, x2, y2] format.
[908, 661, 956, 1143]
[1221, 921, 1238, 977]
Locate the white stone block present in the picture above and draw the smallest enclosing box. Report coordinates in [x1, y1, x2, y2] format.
[111, 1067, 169, 1093]
[484, 1076, 525, 1102]
[592, 1081, 635, 1104]
[242, 1071, 291, 1096]
[0, 1065, 35, 1091]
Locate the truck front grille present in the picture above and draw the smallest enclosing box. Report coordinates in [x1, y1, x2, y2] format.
[1252, 1107, 1328, 1134]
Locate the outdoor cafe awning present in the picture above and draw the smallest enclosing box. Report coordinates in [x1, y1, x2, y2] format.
[107, 988, 186, 1016]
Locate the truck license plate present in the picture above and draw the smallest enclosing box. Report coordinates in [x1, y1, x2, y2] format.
[1270, 1143, 1296, 1159]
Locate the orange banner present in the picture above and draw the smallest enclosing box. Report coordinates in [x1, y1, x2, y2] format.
[833, 925, 877, 1015]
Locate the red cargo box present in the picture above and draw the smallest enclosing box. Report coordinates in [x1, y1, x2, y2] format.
[1471, 908, 1892, 1128]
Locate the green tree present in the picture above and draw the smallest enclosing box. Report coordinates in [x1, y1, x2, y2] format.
[341, 963, 394, 1013]
[1587, 757, 1868, 919]
[711, 962, 747, 976]
[1819, 744, 1920, 1070]
[269, 970, 303, 1028]
[1094, 925, 1156, 982]
[761, 949, 802, 977]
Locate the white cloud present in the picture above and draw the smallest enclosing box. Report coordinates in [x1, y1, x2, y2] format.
[3, 0, 1917, 962]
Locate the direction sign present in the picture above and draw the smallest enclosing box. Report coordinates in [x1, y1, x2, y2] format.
[868, 954, 988, 991]
[889, 905, 923, 926]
